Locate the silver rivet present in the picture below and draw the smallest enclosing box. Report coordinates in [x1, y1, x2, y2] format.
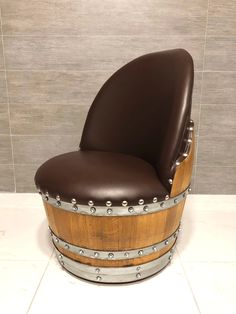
[188, 126, 194, 131]
[96, 276, 102, 281]
[79, 249, 84, 255]
[168, 179, 173, 185]
[136, 266, 141, 271]
[187, 138, 192, 143]
[95, 268, 100, 273]
[176, 161, 180, 166]
[71, 198, 76, 204]
[64, 244, 69, 250]
[138, 250, 143, 256]
[56, 200, 61, 207]
[45, 192, 49, 201]
[153, 197, 158, 203]
[72, 204, 78, 211]
[90, 207, 96, 214]
[94, 252, 99, 258]
[138, 199, 144, 205]
[136, 273, 141, 279]
[58, 254, 63, 259]
[169, 255, 173, 261]
[165, 195, 169, 200]
[60, 261, 64, 266]
[107, 208, 113, 215]
[128, 207, 134, 213]
[122, 200, 128, 207]
[56, 195, 60, 201]
[108, 253, 114, 259]
[143, 205, 149, 212]
[160, 202, 165, 208]
[174, 199, 178, 204]
[165, 240, 169, 245]
[152, 246, 157, 252]
[183, 153, 188, 157]
[106, 201, 112, 207]
[124, 252, 129, 257]
[88, 200, 94, 206]
[55, 237, 59, 243]
[188, 187, 192, 192]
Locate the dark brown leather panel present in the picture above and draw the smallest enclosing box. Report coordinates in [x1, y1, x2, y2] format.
[34, 151, 168, 206]
[80, 49, 194, 190]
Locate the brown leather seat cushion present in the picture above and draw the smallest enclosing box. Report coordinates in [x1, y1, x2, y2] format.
[35, 151, 168, 206]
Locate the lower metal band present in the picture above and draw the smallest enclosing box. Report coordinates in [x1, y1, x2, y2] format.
[50, 226, 179, 260]
[55, 246, 175, 283]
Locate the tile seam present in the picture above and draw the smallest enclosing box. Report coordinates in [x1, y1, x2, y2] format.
[195, 0, 210, 190]
[0, 8, 16, 192]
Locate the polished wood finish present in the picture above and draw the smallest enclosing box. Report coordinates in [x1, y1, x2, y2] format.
[43, 136, 194, 268]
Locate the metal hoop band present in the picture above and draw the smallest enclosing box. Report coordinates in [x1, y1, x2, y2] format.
[55, 246, 175, 283]
[50, 226, 180, 260]
[41, 186, 190, 217]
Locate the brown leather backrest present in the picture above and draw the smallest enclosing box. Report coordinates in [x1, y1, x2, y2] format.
[80, 49, 194, 189]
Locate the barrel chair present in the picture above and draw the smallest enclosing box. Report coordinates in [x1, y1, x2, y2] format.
[35, 49, 194, 283]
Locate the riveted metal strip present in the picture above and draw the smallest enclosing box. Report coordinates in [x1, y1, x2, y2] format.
[40, 185, 190, 217]
[175, 120, 194, 166]
[55, 245, 175, 283]
[50, 226, 180, 260]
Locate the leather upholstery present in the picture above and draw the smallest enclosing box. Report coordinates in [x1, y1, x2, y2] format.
[35, 151, 168, 205]
[35, 49, 193, 204]
[80, 49, 194, 189]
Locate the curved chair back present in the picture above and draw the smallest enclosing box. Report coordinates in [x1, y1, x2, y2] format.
[80, 49, 194, 189]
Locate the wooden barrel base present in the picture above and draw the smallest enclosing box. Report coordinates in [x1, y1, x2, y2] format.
[55, 244, 175, 283]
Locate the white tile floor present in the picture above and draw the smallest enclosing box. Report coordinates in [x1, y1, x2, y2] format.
[0, 194, 236, 314]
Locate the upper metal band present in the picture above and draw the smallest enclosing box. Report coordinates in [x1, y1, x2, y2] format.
[50, 226, 179, 260]
[41, 185, 190, 217]
[55, 245, 175, 283]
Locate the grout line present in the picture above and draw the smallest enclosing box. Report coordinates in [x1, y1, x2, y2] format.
[9, 134, 83, 137]
[194, 0, 210, 188]
[1, 69, 236, 73]
[0, 34, 223, 37]
[200, 70, 236, 73]
[5, 133, 234, 137]
[26, 249, 55, 314]
[176, 248, 202, 314]
[200, 103, 236, 106]
[0, 9, 16, 192]
[2, 34, 236, 38]
[2, 69, 113, 72]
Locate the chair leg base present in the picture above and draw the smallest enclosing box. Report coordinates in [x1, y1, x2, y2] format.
[55, 245, 175, 284]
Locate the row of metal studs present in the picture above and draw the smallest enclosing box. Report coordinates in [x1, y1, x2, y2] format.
[55, 245, 175, 283]
[50, 225, 180, 260]
[41, 192, 171, 209]
[40, 185, 191, 216]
